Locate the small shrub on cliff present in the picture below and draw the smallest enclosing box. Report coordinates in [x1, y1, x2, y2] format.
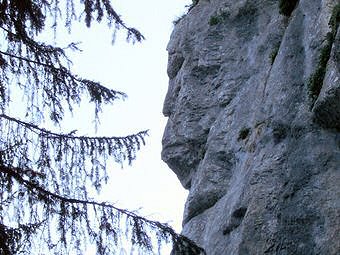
[175, 0, 200, 25]
[279, 0, 299, 16]
[173, 13, 187, 25]
[270, 46, 280, 65]
[209, 15, 223, 26]
[188, 0, 199, 11]
[208, 10, 229, 26]
[198, 146, 207, 160]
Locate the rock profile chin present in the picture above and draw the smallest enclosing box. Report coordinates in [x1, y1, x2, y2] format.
[162, 0, 340, 254]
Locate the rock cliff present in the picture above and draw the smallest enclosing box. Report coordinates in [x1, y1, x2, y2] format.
[162, 0, 340, 254]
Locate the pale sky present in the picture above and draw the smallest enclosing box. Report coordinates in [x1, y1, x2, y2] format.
[61, 0, 192, 235]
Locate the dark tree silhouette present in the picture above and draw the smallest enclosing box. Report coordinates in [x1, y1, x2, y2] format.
[0, 0, 204, 254]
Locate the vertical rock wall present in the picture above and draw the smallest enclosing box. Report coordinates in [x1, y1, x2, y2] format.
[162, 0, 340, 254]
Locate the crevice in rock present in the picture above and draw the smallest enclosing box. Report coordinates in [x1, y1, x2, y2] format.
[279, 0, 299, 17]
[168, 53, 185, 79]
[184, 191, 223, 225]
[272, 122, 289, 144]
[191, 64, 221, 81]
[309, 4, 339, 106]
[183, 149, 236, 224]
[271, 122, 307, 144]
[261, 61, 274, 99]
[262, 25, 286, 99]
[223, 207, 248, 235]
[311, 26, 340, 129]
[238, 127, 251, 141]
[232, 207, 247, 218]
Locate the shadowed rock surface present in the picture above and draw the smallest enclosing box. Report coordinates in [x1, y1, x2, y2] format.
[162, 0, 340, 254]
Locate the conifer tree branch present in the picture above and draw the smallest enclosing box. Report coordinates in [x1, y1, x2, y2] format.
[79, 0, 145, 42]
[0, 164, 205, 254]
[0, 113, 147, 141]
[0, 50, 59, 69]
[0, 50, 127, 101]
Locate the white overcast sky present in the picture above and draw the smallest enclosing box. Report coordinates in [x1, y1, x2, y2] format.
[59, 0, 192, 234]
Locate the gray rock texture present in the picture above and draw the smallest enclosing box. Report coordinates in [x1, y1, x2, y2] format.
[162, 0, 340, 254]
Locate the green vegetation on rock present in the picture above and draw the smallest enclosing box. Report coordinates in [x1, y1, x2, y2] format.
[270, 46, 280, 65]
[209, 15, 224, 26]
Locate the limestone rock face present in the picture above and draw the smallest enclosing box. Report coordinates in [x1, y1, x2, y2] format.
[161, 0, 340, 254]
